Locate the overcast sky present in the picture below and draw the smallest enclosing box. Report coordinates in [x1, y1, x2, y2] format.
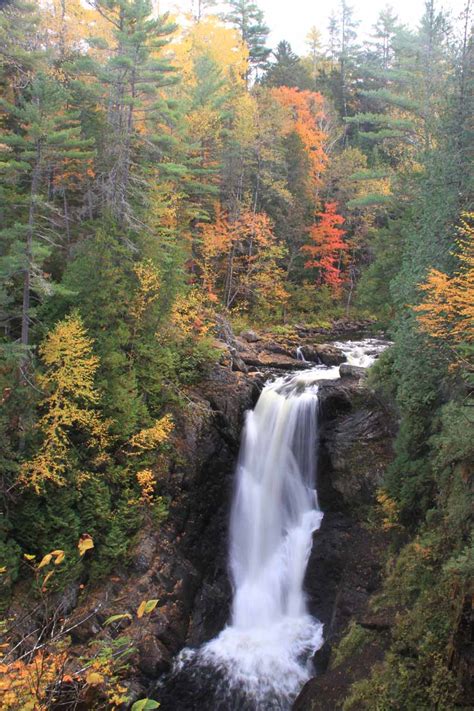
[158, 0, 466, 54]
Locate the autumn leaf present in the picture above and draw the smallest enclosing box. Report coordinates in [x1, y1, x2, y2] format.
[103, 613, 132, 627]
[41, 570, 55, 590]
[78, 534, 94, 556]
[53, 551, 65, 565]
[86, 671, 104, 686]
[137, 599, 159, 618]
[37, 554, 53, 569]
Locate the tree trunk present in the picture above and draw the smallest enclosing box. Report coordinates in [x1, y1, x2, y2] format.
[21, 144, 41, 355]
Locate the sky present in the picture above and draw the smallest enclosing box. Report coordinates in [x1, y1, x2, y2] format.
[158, 0, 466, 54]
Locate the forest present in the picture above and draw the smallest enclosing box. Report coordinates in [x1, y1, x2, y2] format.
[0, 0, 472, 709]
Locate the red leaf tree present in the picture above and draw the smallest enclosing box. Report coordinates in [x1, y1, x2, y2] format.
[302, 202, 348, 293]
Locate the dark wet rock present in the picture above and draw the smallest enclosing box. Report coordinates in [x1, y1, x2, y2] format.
[324, 407, 392, 508]
[357, 612, 394, 631]
[301, 344, 345, 366]
[298, 516, 392, 711]
[138, 635, 171, 677]
[56, 582, 80, 617]
[293, 631, 388, 711]
[186, 581, 231, 646]
[340, 363, 367, 378]
[230, 353, 249, 373]
[259, 339, 294, 357]
[294, 368, 395, 711]
[69, 613, 101, 644]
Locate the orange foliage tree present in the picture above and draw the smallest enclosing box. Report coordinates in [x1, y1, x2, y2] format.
[271, 86, 328, 189]
[302, 202, 348, 294]
[414, 212, 474, 369]
[199, 206, 288, 313]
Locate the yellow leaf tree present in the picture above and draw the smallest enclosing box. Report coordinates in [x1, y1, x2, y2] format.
[20, 312, 111, 492]
[199, 205, 288, 315]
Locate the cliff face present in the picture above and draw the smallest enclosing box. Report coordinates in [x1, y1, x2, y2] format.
[294, 372, 396, 710]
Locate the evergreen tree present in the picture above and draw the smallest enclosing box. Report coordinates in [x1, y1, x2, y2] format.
[223, 0, 271, 79]
[323, 0, 360, 122]
[87, 0, 179, 224]
[263, 41, 313, 90]
[0, 72, 94, 372]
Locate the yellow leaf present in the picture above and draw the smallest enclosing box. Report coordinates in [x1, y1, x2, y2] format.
[37, 554, 53, 569]
[53, 550, 65, 565]
[78, 535, 94, 556]
[42, 570, 54, 589]
[0, 567, 6, 574]
[23, 554, 36, 561]
[137, 599, 159, 618]
[86, 671, 104, 686]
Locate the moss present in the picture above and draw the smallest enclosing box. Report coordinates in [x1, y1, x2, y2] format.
[331, 621, 377, 669]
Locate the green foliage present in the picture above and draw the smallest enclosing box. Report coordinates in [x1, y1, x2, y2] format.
[345, 544, 466, 710]
[331, 621, 376, 669]
[287, 282, 345, 322]
[132, 700, 160, 711]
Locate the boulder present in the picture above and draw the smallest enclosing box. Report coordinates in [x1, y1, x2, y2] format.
[340, 363, 367, 379]
[241, 351, 312, 370]
[301, 344, 345, 366]
[317, 344, 345, 366]
[258, 339, 294, 357]
[138, 635, 171, 677]
[230, 354, 249, 374]
[240, 330, 260, 343]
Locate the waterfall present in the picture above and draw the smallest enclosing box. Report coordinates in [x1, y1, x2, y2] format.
[159, 340, 391, 710]
[174, 373, 325, 709]
[296, 345, 307, 362]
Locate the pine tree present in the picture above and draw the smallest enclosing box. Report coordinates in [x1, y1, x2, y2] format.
[223, 0, 270, 80]
[0, 72, 94, 375]
[263, 41, 313, 90]
[87, 0, 179, 224]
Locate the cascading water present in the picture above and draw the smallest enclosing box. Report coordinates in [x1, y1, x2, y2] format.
[164, 372, 327, 710]
[202, 374, 325, 707]
[296, 345, 307, 362]
[158, 340, 390, 710]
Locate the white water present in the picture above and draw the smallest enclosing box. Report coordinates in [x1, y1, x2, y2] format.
[296, 345, 307, 362]
[168, 338, 390, 709]
[333, 338, 389, 368]
[186, 373, 324, 709]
